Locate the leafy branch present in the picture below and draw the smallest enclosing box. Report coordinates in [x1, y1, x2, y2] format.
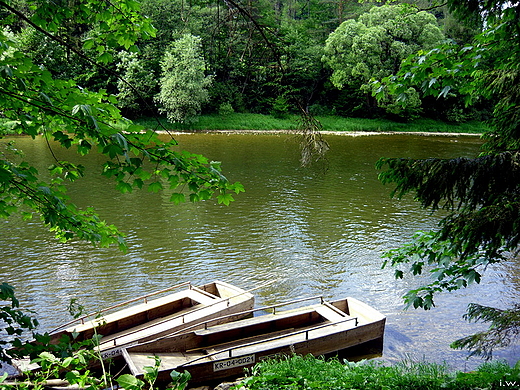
[0, 0, 244, 250]
[451, 303, 520, 360]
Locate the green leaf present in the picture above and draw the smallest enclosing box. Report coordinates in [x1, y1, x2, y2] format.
[170, 193, 185, 204]
[148, 181, 163, 193]
[116, 181, 133, 193]
[116, 374, 145, 390]
[98, 52, 114, 64]
[217, 193, 234, 206]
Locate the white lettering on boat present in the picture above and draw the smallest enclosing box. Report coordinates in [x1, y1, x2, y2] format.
[213, 355, 255, 372]
[100, 348, 122, 359]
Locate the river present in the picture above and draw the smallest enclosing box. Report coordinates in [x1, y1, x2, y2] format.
[0, 132, 518, 371]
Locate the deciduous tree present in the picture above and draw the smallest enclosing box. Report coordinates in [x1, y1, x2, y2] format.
[155, 34, 213, 124]
[322, 3, 445, 117]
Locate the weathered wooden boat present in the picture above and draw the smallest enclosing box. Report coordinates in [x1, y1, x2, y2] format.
[53, 281, 255, 358]
[12, 281, 254, 374]
[122, 296, 386, 385]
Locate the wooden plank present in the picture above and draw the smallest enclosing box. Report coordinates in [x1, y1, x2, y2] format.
[185, 289, 218, 306]
[314, 305, 348, 322]
[194, 306, 318, 337]
[99, 303, 203, 349]
[125, 351, 209, 375]
[187, 328, 296, 354]
[210, 320, 358, 359]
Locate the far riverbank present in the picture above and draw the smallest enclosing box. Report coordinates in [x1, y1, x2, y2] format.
[135, 113, 489, 134]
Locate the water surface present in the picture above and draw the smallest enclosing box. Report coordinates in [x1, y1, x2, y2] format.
[1, 132, 518, 370]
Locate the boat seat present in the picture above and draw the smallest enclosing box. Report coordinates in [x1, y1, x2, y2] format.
[124, 350, 210, 376]
[194, 306, 319, 337]
[186, 328, 296, 355]
[185, 289, 219, 306]
[314, 305, 350, 323]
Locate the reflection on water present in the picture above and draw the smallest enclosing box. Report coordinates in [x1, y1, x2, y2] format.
[1, 133, 519, 370]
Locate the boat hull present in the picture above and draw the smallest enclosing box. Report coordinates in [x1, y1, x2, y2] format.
[11, 281, 254, 375]
[123, 297, 385, 385]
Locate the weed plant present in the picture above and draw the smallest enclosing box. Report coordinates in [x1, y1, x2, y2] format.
[240, 355, 520, 390]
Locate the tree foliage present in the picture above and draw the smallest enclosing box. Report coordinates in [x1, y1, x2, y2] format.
[2, 0, 472, 122]
[373, 0, 520, 357]
[322, 3, 445, 117]
[0, 283, 38, 363]
[0, 0, 243, 251]
[116, 51, 156, 113]
[155, 34, 213, 124]
[450, 303, 520, 359]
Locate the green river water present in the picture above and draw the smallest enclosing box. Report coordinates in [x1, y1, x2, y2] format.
[0, 132, 518, 370]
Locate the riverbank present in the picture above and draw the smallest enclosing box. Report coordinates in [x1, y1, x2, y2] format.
[162, 129, 482, 137]
[134, 114, 489, 134]
[192, 355, 520, 390]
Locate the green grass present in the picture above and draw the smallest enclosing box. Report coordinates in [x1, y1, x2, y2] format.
[240, 355, 520, 390]
[134, 114, 489, 134]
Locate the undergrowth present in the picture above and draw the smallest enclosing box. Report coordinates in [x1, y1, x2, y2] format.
[134, 114, 489, 134]
[240, 355, 520, 390]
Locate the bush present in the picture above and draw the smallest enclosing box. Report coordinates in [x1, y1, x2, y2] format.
[218, 102, 235, 116]
[270, 96, 291, 118]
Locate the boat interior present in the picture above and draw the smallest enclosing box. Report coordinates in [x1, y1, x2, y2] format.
[53, 282, 222, 342]
[123, 299, 360, 376]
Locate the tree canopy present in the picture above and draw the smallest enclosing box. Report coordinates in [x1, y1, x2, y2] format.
[373, 0, 520, 358]
[2, 0, 475, 122]
[155, 34, 213, 124]
[322, 3, 445, 117]
[323, 4, 444, 90]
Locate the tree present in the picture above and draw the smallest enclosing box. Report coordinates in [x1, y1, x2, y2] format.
[115, 51, 157, 114]
[372, 0, 520, 358]
[155, 34, 213, 124]
[322, 3, 445, 118]
[0, 0, 243, 251]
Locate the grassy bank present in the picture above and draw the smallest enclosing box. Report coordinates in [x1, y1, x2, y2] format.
[135, 114, 489, 133]
[239, 355, 520, 390]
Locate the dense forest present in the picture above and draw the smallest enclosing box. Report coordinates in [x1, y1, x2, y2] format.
[3, 0, 485, 124]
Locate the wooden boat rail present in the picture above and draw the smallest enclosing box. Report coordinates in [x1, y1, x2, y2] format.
[143, 295, 354, 345]
[49, 282, 193, 332]
[175, 315, 359, 368]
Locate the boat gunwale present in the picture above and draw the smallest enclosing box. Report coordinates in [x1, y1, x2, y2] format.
[129, 295, 329, 347]
[49, 281, 194, 333]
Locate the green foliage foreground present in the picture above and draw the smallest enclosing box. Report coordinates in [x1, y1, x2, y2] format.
[0, 0, 244, 252]
[241, 355, 520, 390]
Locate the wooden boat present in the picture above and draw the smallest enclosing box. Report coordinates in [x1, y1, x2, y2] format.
[122, 296, 386, 385]
[12, 281, 254, 374]
[49, 281, 255, 358]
